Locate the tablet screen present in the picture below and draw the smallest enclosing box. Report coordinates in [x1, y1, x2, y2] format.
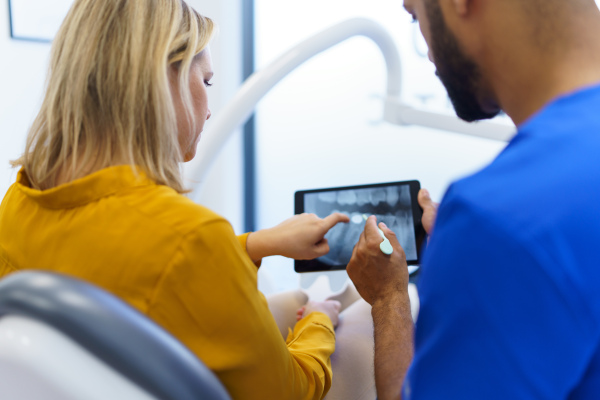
[295, 180, 425, 272]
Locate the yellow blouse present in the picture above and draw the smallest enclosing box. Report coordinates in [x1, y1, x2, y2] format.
[0, 166, 335, 399]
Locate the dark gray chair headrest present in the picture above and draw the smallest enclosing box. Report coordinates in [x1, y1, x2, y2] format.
[0, 271, 231, 400]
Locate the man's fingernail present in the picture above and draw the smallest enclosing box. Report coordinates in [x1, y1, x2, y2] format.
[380, 222, 388, 229]
[423, 189, 430, 198]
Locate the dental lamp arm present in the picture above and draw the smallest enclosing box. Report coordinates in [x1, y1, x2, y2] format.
[384, 99, 515, 142]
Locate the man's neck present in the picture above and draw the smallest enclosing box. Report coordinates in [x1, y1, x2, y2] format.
[484, 11, 600, 126]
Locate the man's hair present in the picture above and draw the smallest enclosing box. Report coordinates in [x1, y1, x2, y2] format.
[13, 0, 214, 193]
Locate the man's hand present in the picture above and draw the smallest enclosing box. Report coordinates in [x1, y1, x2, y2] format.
[246, 213, 350, 262]
[296, 300, 342, 328]
[346, 215, 409, 305]
[418, 189, 439, 235]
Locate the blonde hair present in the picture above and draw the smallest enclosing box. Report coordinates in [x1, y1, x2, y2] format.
[13, 0, 214, 193]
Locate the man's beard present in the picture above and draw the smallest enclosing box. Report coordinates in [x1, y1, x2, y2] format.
[424, 0, 499, 122]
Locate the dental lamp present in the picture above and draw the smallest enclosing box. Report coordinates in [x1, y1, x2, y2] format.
[187, 17, 516, 294]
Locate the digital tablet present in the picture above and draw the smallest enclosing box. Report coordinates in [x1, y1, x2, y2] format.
[294, 180, 426, 273]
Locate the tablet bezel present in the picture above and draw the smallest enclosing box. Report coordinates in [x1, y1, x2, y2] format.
[294, 180, 426, 273]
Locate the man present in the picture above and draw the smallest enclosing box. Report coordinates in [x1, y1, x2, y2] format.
[347, 0, 600, 399]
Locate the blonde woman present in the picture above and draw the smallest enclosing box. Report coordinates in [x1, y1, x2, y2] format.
[0, 0, 355, 398]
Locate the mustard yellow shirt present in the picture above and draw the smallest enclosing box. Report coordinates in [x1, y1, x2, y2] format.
[0, 166, 335, 399]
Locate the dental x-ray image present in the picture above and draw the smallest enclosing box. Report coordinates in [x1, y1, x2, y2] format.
[295, 181, 423, 272]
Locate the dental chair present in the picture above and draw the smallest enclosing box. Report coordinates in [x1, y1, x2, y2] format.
[0, 271, 231, 400]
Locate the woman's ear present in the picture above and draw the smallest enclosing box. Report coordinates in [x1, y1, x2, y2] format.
[168, 62, 180, 78]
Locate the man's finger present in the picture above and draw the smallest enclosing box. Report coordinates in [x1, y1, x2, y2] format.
[350, 231, 366, 262]
[379, 222, 400, 246]
[418, 189, 438, 235]
[349, 236, 360, 263]
[322, 212, 350, 231]
[418, 189, 438, 210]
[380, 222, 406, 257]
[363, 215, 381, 241]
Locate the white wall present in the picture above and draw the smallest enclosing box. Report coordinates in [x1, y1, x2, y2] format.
[0, 4, 50, 199]
[0, 0, 245, 232]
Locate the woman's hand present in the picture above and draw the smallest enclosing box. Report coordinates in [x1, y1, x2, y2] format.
[246, 213, 350, 262]
[296, 300, 342, 328]
[418, 189, 438, 235]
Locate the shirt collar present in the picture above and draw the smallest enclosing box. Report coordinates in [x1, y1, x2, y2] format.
[16, 165, 155, 209]
[517, 81, 600, 134]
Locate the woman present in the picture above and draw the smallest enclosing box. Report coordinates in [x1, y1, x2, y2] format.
[0, 0, 351, 398]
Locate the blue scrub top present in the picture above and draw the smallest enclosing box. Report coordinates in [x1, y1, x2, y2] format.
[405, 83, 600, 399]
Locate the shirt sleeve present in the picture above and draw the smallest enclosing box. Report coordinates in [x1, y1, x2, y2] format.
[404, 188, 597, 399]
[236, 232, 261, 268]
[147, 217, 335, 400]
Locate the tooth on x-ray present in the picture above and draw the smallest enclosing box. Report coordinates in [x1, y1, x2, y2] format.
[399, 186, 411, 207]
[318, 191, 337, 203]
[369, 189, 386, 206]
[337, 190, 357, 205]
[386, 187, 399, 207]
[356, 190, 370, 206]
